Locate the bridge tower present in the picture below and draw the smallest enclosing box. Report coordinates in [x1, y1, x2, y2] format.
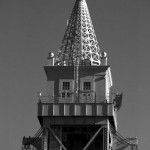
[38, 0, 116, 149]
[22, 0, 138, 150]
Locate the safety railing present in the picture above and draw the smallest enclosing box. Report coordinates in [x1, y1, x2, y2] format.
[38, 95, 114, 104]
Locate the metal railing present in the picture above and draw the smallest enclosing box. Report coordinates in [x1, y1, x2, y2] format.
[38, 95, 114, 104]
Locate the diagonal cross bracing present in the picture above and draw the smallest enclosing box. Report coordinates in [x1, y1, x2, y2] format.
[83, 126, 103, 150]
[48, 127, 67, 150]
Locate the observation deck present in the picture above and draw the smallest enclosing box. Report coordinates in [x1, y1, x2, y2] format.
[37, 95, 117, 129]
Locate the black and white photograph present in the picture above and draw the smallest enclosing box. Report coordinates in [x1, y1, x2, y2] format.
[0, 0, 149, 150]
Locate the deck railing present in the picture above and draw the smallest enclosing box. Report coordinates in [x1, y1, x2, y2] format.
[38, 95, 114, 104]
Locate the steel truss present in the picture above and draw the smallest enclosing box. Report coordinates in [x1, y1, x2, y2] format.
[55, 0, 101, 66]
[41, 125, 107, 150]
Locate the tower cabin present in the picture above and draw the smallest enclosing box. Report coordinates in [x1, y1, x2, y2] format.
[38, 0, 116, 149]
[22, 0, 138, 150]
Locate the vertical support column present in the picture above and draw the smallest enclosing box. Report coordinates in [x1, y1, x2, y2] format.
[132, 145, 138, 150]
[22, 145, 33, 150]
[103, 123, 109, 150]
[74, 57, 79, 102]
[22, 145, 31, 150]
[42, 128, 49, 150]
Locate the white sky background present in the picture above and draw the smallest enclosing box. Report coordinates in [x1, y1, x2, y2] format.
[0, 0, 149, 149]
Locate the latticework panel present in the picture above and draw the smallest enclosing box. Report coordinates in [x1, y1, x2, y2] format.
[42, 128, 49, 150]
[55, 0, 101, 66]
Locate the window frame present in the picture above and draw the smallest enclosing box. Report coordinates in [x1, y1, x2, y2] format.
[62, 82, 70, 90]
[81, 79, 93, 92]
[83, 81, 91, 91]
[59, 79, 74, 98]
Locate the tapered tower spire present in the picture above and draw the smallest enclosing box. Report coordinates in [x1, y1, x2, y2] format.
[55, 0, 101, 66]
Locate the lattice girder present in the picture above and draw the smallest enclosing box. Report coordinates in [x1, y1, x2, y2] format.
[55, 0, 101, 66]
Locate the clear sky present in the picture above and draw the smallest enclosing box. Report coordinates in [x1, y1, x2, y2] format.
[0, 0, 149, 150]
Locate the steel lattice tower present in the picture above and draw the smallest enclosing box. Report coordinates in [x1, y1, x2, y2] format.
[22, 0, 139, 150]
[55, 0, 101, 66]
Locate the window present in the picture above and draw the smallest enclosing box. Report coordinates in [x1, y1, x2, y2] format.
[62, 92, 65, 98]
[83, 82, 91, 90]
[59, 80, 73, 99]
[62, 82, 70, 90]
[61, 92, 71, 98]
[67, 92, 71, 98]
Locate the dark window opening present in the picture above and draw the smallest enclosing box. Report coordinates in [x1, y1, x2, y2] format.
[67, 92, 71, 98]
[87, 93, 91, 97]
[83, 82, 91, 90]
[62, 92, 65, 98]
[63, 82, 70, 90]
